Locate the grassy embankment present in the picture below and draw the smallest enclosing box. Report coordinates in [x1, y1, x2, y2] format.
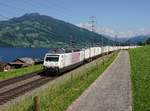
[0, 64, 43, 80]
[6, 53, 117, 111]
[129, 45, 150, 111]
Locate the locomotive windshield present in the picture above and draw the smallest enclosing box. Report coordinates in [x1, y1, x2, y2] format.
[45, 55, 59, 62]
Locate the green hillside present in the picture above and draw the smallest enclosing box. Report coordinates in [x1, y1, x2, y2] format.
[0, 13, 114, 48]
[126, 35, 150, 45]
[129, 46, 150, 111]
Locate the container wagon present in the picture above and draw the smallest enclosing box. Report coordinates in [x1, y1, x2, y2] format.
[43, 46, 136, 75]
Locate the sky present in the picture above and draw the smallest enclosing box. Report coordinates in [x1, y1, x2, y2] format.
[0, 0, 150, 38]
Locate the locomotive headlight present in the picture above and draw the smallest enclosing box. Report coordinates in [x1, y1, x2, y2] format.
[55, 63, 58, 66]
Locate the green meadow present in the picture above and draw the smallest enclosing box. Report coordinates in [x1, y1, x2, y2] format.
[6, 53, 117, 111]
[0, 64, 43, 80]
[129, 46, 150, 111]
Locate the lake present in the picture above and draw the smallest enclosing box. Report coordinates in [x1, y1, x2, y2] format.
[0, 47, 50, 62]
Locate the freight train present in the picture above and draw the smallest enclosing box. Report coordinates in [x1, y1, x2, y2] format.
[43, 46, 136, 74]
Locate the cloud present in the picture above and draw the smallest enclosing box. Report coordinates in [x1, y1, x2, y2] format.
[76, 23, 92, 31]
[76, 23, 150, 38]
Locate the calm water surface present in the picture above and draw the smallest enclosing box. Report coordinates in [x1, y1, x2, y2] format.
[0, 47, 49, 62]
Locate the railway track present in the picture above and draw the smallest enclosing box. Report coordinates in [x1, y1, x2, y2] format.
[0, 70, 43, 88]
[0, 76, 55, 105]
[0, 68, 70, 105]
[0, 70, 56, 105]
[0, 52, 114, 106]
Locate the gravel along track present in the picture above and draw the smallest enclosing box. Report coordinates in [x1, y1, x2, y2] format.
[0, 70, 43, 88]
[67, 50, 132, 111]
[0, 69, 56, 105]
[0, 75, 42, 94]
[0, 51, 115, 106]
[0, 76, 55, 105]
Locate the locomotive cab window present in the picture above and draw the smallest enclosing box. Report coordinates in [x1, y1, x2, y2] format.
[45, 55, 59, 62]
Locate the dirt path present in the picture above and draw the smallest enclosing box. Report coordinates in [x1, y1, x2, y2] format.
[67, 50, 132, 111]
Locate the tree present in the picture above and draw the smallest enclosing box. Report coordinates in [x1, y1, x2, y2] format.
[0, 61, 5, 72]
[137, 42, 144, 46]
[146, 38, 150, 45]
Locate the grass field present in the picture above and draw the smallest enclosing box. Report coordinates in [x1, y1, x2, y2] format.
[129, 45, 150, 111]
[0, 64, 43, 80]
[6, 53, 117, 111]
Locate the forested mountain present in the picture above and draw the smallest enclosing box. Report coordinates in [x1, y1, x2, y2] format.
[0, 13, 114, 48]
[126, 35, 150, 45]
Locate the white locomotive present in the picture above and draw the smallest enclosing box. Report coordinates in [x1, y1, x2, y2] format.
[43, 46, 136, 74]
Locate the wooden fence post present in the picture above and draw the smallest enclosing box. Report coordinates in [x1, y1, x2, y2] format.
[34, 96, 40, 111]
[86, 67, 88, 78]
[71, 72, 73, 82]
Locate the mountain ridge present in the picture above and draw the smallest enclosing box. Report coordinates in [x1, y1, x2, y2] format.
[0, 13, 114, 48]
[126, 35, 150, 44]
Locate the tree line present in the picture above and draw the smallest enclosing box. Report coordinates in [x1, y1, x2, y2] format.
[137, 37, 150, 46]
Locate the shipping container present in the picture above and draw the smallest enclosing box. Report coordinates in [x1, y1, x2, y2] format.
[80, 51, 85, 61]
[84, 48, 90, 59]
[90, 47, 95, 58]
[71, 51, 80, 64]
[64, 53, 72, 67]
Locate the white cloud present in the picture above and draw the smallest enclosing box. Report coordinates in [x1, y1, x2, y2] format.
[76, 23, 150, 38]
[76, 23, 92, 31]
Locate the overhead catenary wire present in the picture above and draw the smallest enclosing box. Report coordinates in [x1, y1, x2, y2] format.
[0, 11, 73, 45]
[0, 14, 10, 20]
[0, 0, 74, 21]
[0, 1, 31, 13]
[0, 1, 100, 48]
[0, 11, 57, 37]
[46, 0, 75, 16]
[0, 1, 34, 21]
[0, 1, 71, 37]
[21, 0, 74, 19]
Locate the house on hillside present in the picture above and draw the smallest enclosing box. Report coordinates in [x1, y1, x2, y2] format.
[34, 59, 43, 64]
[4, 57, 35, 71]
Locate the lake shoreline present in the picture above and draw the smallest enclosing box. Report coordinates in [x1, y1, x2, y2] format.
[0, 47, 49, 62]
